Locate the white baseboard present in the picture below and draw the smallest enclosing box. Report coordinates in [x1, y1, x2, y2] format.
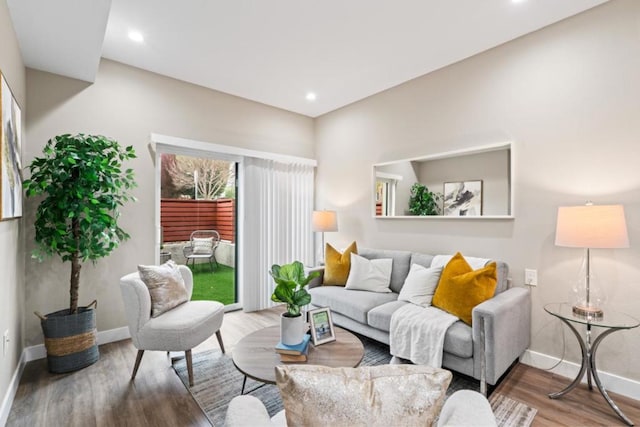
[0, 351, 27, 427]
[1, 326, 131, 426]
[24, 326, 131, 363]
[521, 349, 640, 401]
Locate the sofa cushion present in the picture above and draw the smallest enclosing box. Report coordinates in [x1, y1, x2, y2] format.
[367, 300, 408, 331]
[358, 248, 411, 293]
[398, 264, 443, 307]
[432, 253, 509, 295]
[276, 364, 452, 427]
[432, 253, 497, 325]
[309, 286, 397, 324]
[443, 321, 473, 358]
[324, 241, 357, 286]
[345, 253, 393, 293]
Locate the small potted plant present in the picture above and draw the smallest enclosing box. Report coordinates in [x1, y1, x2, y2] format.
[270, 261, 319, 345]
[408, 182, 442, 215]
[24, 134, 136, 373]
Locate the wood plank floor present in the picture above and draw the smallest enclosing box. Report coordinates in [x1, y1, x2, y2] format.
[7, 307, 640, 426]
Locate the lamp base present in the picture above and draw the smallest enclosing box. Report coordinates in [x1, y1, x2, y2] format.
[572, 304, 603, 319]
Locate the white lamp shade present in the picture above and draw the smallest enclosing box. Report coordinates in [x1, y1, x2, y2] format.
[555, 204, 629, 249]
[312, 210, 338, 232]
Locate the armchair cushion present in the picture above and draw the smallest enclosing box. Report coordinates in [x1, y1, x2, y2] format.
[192, 237, 214, 254]
[275, 364, 451, 427]
[138, 260, 189, 317]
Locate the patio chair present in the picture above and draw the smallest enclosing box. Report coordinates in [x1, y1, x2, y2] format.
[183, 230, 220, 272]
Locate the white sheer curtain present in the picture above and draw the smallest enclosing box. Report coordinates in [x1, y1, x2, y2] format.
[242, 157, 315, 312]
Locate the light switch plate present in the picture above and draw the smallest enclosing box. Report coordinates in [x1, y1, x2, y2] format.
[525, 269, 538, 286]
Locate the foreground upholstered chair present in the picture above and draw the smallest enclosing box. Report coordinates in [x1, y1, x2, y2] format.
[119, 263, 225, 386]
[225, 365, 496, 427]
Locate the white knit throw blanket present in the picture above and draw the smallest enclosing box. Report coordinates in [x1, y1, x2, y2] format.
[389, 304, 458, 367]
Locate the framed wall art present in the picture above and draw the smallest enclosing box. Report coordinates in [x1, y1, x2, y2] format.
[1, 71, 22, 220]
[443, 180, 482, 216]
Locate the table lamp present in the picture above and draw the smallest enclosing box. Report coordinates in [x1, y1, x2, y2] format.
[555, 203, 629, 318]
[312, 210, 338, 264]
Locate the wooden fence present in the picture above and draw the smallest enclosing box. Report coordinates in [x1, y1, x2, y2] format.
[161, 198, 235, 243]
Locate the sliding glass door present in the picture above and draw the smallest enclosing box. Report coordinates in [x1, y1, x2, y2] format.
[157, 150, 240, 311]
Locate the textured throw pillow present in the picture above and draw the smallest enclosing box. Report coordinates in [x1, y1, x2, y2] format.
[398, 264, 443, 307]
[345, 253, 393, 293]
[323, 241, 357, 286]
[138, 260, 189, 317]
[192, 237, 214, 254]
[276, 364, 452, 427]
[432, 252, 497, 325]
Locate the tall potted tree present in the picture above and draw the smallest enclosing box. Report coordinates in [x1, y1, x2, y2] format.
[270, 261, 319, 345]
[24, 134, 136, 373]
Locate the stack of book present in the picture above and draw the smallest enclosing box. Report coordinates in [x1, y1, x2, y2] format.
[275, 334, 311, 362]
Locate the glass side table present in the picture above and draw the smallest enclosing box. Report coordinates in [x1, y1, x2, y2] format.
[544, 302, 640, 426]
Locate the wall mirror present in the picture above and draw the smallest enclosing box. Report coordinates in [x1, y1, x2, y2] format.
[373, 142, 513, 219]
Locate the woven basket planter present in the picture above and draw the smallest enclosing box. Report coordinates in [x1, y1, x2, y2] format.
[38, 303, 99, 373]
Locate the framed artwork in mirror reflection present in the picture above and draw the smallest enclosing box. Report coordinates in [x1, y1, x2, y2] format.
[443, 180, 482, 217]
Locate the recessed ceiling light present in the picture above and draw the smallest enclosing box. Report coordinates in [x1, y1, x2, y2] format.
[306, 92, 317, 101]
[511, 0, 526, 3]
[128, 30, 144, 43]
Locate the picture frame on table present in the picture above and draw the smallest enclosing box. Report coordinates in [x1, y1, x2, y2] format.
[308, 307, 336, 345]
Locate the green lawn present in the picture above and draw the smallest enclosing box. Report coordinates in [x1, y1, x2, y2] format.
[188, 263, 236, 305]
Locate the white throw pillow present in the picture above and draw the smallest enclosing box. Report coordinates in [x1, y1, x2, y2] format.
[137, 260, 189, 317]
[345, 253, 392, 293]
[192, 237, 213, 254]
[398, 264, 443, 307]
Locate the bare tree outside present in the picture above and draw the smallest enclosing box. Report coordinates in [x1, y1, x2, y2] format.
[163, 154, 234, 200]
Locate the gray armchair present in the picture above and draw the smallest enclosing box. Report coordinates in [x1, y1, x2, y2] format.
[119, 264, 225, 386]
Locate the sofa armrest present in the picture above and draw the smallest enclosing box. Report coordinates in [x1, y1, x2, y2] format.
[225, 395, 276, 427]
[472, 287, 531, 385]
[306, 266, 325, 289]
[437, 390, 497, 427]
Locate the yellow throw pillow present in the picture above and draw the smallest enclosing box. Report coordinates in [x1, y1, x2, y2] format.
[323, 241, 357, 286]
[432, 252, 497, 325]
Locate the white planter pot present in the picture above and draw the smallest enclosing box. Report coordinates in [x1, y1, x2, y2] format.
[280, 313, 304, 346]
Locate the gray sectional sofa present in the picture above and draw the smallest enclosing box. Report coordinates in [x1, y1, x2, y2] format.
[307, 247, 531, 391]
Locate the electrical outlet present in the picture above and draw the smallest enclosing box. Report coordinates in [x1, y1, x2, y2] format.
[3, 330, 8, 357]
[525, 269, 538, 286]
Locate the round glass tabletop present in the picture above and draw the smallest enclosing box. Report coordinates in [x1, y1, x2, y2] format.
[544, 302, 640, 329]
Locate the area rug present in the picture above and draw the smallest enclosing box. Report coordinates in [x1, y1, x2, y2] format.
[173, 335, 535, 427]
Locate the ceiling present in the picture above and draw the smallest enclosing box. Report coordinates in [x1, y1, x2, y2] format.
[7, 0, 608, 117]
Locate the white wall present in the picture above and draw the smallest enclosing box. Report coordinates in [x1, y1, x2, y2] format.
[24, 59, 314, 347]
[315, 0, 640, 382]
[0, 0, 25, 414]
